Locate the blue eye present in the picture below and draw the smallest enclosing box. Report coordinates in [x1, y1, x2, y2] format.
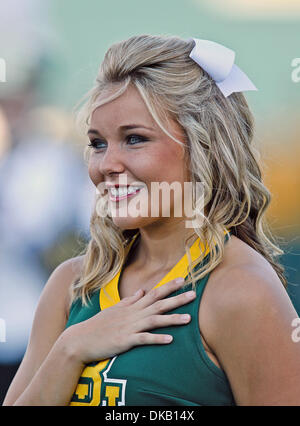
[126, 135, 148, 145]
[87, 139, 106, 150]
[87, 134, 148, 151]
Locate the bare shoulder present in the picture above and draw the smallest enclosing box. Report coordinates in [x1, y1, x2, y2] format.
[203, 235, 288, 310]
[199, 234, 296, 357]
[199, 235, 300, 405]
[46, 255, 85, 315]
[56, 255, 85, 285]
[24, 253, 85, 349]
[28, 254, 85, 339]
[32, 253, 86, 345]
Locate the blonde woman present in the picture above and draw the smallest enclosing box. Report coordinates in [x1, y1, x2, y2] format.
[4, 35, 300, 406]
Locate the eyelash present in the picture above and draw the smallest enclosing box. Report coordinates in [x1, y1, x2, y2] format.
[87, 134, 148, 151]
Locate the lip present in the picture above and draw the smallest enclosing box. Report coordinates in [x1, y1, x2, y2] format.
[105, 183, 141, 189]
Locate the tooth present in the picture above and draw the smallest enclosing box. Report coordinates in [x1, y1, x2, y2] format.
[129, 186, 140, 194]
[110, 186, 141, 197]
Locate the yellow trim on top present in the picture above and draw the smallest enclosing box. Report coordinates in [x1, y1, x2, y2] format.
[100, 229, 230, 310]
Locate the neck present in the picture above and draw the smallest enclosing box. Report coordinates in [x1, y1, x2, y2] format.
[133, 219, 197, 270]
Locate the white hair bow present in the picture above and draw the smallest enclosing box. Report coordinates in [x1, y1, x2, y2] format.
[188, 38, 257, 97]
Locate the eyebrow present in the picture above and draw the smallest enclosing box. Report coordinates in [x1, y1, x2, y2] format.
[87, 124, 155, 135]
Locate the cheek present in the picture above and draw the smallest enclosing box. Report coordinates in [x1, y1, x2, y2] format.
[147, 146, 187, 183]
[88, 158, 103, 187]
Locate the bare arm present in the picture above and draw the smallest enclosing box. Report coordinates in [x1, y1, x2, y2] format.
[3, 257, 84, 405]
[3, 263, 196, 405]
[203, 263, 300, 405]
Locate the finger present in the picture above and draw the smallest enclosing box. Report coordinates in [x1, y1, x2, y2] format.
[134, 313, 191, 333]
[132, 332, 174, 346]
[119, 288, 145, 306]
[153, 290, 196, 314]
[139, 289, 196, 318]
[135, 277, 187, 308]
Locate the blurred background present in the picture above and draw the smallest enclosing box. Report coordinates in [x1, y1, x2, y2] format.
[0, 0, 299, 404]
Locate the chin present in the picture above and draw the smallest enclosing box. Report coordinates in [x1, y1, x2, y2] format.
[111, 215, 159, 231]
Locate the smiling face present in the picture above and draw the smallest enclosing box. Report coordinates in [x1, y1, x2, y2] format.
[87, 84, 190, 230]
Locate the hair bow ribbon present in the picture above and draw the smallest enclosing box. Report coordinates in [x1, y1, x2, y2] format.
[188, 38, 257, 97]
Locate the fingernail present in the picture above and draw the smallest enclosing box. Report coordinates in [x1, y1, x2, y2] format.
[164, 335, 173, 342]
[134, 289, 141, 296]
[175, 277, 185, 284]
[181, 314, 190, 322]
[186, 291, 196, 298]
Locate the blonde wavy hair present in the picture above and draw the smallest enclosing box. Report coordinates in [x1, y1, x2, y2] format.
[71, 34, 286, 305]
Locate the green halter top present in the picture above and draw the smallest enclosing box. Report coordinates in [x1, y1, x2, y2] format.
[65, 231, 235, 406]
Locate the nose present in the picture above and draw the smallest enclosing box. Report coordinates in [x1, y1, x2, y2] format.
[99, 144, 125, 177]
